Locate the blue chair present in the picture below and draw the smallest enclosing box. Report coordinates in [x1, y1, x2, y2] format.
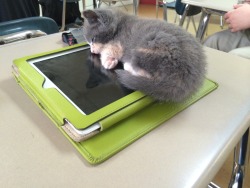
[175, 0, 201, 17]
[0, 16, 59, 44]
[175, 0, 201, 31]
[0, 16, 59, 36]
[163, 0, 201, 31]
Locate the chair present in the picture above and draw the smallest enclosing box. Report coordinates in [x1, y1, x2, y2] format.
[162, 0, 201, 32]
[0, 16, 59, 36]
[0, 16, 59, 44]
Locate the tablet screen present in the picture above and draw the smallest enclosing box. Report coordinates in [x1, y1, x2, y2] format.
[32, 47, 133, 115]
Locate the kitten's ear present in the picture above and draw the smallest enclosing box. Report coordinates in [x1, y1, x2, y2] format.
[83, 10, 99, 24]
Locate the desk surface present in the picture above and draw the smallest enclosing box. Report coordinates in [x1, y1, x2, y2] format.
[1, 33, 250, 187]
[182, 0, 238, 12]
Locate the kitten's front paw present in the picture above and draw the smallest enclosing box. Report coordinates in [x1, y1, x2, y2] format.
[101, 56, 118, 69]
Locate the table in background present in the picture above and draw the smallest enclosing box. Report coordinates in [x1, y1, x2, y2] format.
[1, 33, 250, 187]
[181, 0, 238, 40]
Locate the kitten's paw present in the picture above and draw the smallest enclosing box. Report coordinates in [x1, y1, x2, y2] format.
[101, 56, 118, 69]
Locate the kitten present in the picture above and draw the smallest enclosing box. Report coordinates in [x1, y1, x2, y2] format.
[82, 8, 206, 102]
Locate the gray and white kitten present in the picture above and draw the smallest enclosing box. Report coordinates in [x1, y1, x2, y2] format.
[83, 8, 206, 102]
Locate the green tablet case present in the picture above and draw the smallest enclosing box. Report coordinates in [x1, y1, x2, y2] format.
[12, 44, 218, 164]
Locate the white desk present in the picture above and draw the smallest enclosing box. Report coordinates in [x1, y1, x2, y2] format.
[182, 0, 238, 12]
[181, 0, 238, 40]
[1, 33, 250, 187]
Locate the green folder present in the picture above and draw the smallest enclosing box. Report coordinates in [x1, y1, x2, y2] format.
[12, 43, 218, 164]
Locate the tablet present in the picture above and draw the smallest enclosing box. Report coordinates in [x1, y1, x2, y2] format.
[29, 45, 132, 115]
[12, 44, 154, 142]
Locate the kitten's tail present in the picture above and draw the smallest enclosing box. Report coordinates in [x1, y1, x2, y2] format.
[115, 70, 203, 102]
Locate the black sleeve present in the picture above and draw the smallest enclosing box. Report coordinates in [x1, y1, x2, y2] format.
[0, 0, 40, 22]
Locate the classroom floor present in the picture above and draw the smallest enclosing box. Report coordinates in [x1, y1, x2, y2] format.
[81, 3, 250, 188]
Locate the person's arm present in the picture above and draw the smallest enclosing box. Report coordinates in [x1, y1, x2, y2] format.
[224, 3, 250, 32]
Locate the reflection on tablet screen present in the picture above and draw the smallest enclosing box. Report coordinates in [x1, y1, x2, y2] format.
[33, 48, 133, 115]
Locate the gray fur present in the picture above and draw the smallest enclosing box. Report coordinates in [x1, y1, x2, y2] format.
[83, 8, 206, 102]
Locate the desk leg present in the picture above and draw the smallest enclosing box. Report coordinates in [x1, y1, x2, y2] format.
[82, 0, 86, 10]
[96, 0, 103, 8]
[229, 128, 249, 188]
[196, 9, 211, 42]
[179, 4, 190, 27]
[156, 0, 159, 18]
[163, 3, 168, 21]
[133, 0, 139, 15]
[60, 0, 67, 32]
[93, 0, 97, 8]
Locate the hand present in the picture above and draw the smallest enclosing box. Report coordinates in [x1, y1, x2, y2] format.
[224, 4, 250, 32]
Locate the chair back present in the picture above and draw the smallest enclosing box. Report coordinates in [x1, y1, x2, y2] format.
[175, 0, 186, 15]
[0, 16, 59, 36]
[175, 0, 201, 16]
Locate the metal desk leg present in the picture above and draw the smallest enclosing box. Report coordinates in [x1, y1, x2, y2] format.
[82, 0, 86, 10]
[93, 0, 97, 8]
[179, 4, 190, 27]
[163, 2, 168, 21]
[229, 128, 249, 188]
[60, 0, 67, 31]
[196, 9, 211, 41]
[133, 0, 139, 15]
[156, 0, 159, 18]
[96, 0, 102, 8]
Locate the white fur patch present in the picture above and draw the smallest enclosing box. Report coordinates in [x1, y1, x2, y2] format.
[124, 62, 151, 78]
